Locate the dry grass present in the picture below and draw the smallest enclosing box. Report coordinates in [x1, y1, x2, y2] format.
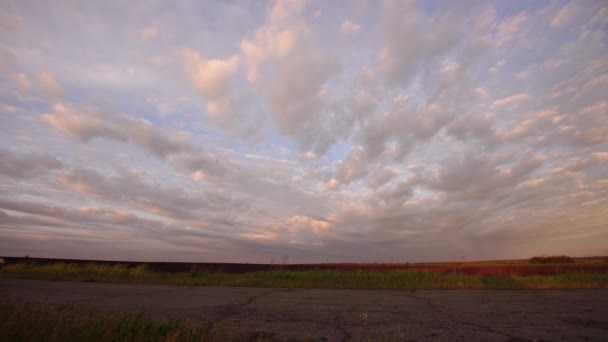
[2, 262, 607, 290]
[0, 302, 248, 342]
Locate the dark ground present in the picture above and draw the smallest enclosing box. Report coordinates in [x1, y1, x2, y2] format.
[2, 279, 607, 341]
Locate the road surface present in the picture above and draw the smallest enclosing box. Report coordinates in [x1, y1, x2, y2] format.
[1, 279, 607, 341]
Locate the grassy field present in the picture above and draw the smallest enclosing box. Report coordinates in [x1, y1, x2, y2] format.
[2, 262, 607, 290]
[0, 301, 275, 342]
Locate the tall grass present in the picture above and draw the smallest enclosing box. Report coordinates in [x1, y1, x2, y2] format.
[0, 302, 247, 342]
[2, 262, 607, 290]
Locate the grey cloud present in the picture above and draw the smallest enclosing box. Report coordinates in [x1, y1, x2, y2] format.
[0, 198, 246, 259]
[326, 153, 606, 262]
[41, 102, 232, 179]
[447, 115, 495, 142]
[41, 100, 330, 229]
[270, 49, 339, 154]
[336, 98, 457, 185]
[57, 167, 248, 222]
[371, 180, 415, 210]
[424, 152, 545, 200]
[0, 197, 136, 226]
[377, 0, 464, 85]
[0, 197, 338, 263]
[369, 167, 401, 189]
[42, 103, 189, 157]
[0, 148, 62, 178]
[0, 47, 18, 74]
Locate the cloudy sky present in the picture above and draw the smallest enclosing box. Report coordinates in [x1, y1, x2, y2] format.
[1, 0, 606, 263]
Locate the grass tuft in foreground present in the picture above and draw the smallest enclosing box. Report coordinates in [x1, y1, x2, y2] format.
[0, 302, 252, 342]
[2, 262, 607, 290]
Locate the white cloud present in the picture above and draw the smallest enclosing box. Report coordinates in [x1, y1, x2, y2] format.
[325, 179, 339, 190]
[182, 49, 239, 115]
[288, 215, 334, 234]
[192, 170, 205, 182]
[491, 93, 532, 109]
[240, 0, 306, 84]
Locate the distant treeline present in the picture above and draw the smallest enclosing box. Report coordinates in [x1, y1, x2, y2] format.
[529, 255, 574, 264]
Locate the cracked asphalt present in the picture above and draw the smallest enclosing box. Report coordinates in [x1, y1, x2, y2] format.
[2, 279, 607, 341]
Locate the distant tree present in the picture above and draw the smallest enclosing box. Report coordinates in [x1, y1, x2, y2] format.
[529, 255, 574, 264]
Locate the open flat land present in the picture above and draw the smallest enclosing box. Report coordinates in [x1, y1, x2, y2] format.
[2, 278, 608, 341]
[3, 256, 608, 276]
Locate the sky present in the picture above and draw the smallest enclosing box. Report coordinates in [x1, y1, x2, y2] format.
[0, 0, 607, 263]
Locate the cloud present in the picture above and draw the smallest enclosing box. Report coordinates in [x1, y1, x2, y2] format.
[496, 11, 528, 46]
[287, 215, 334, 235]
[41, 102, 236, 181]
[42, 102, 192, 157]
[369, 167, 401, 189]
[37, 71, 64, 96]
[376, 0, 464, 85]
[240, 0, 306, 84]
[550, 1, 579, 29]
[324, 179, 339, 191]
[182, 49, 239, 116]
[13, 72, 32, 91]
[447, 114, 495, 142]
[423, 152, 545, 200]
[0, 148, 62, 179]
[491, 93, 532, 109]
[3, 0, 608, 262]
[341, 20, 360, 34]
[0, 13, 24, 31]
[270, 50, 338, 152]
[57, 167, 248, 221]
[137, 26, 159, 41]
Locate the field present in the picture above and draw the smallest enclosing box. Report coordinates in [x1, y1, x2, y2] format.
[1, 256, 607, 290]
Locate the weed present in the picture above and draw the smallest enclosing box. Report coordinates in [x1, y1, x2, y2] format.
[0, 302, 246, 342]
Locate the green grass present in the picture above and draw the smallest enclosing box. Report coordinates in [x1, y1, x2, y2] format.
[0, 301, 409, 342]
[0, 302, 253, 342]
[1, 262, 607, 290]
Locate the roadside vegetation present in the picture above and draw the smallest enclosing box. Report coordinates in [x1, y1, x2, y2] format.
[0, 301, 265, 342]
[1, 262, 607, 290]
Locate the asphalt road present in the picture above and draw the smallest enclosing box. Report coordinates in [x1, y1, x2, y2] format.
[1, 279, 607, 341]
